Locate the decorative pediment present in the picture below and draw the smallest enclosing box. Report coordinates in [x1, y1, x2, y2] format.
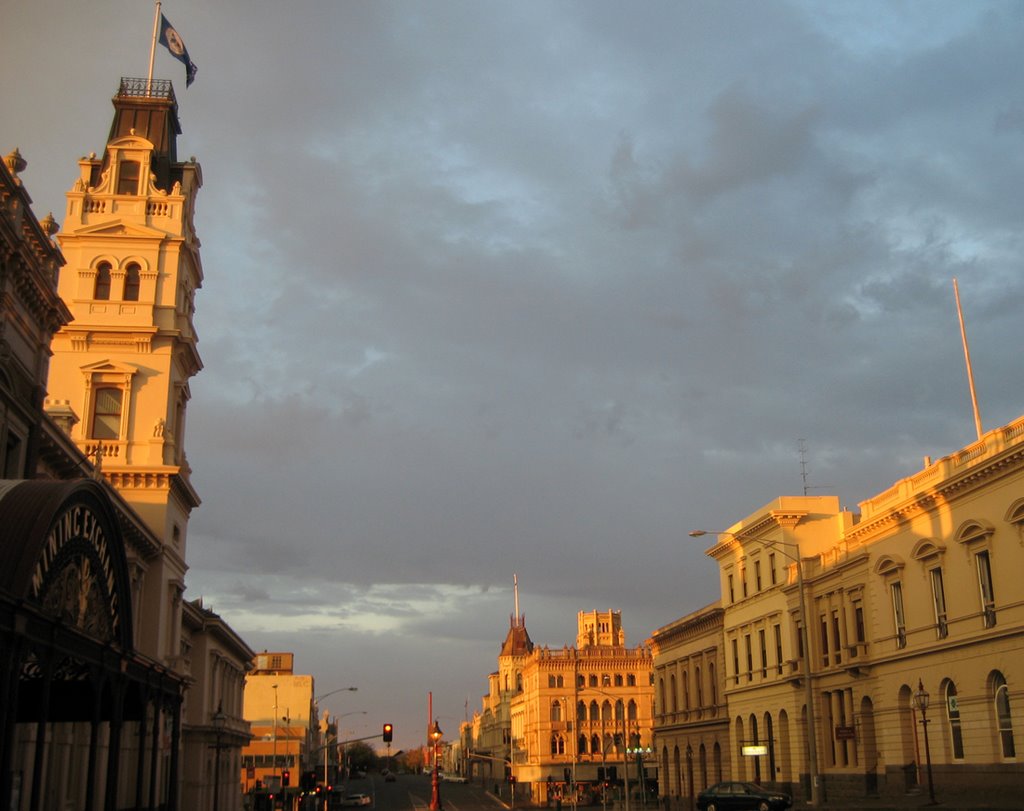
[80, 359, 137, 376]
[1005, 498, 1024, 526]
[107, 134, 156, 151]
[873, 555, 904, 577]
[954, 519, 995, 546]
[69, 219, 167, 239]
[911, 538, 946, 562]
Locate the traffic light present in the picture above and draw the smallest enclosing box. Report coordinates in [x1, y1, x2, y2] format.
[282, 769, 290, 787]
[383, 723, 393, 742]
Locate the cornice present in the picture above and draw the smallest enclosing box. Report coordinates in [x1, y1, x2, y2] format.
[848, 423, 1024, 542]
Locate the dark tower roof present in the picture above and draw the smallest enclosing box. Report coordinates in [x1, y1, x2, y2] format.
[104, 78, 183, 191]
[499, 614, 534, 656]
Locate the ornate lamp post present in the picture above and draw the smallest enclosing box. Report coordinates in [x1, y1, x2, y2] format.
[429, 720, 443, 811]
[913, 680, 937, 804]
[212, 702, 226, 811]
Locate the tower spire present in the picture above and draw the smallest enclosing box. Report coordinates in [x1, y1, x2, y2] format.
[513, 573, 520, 627]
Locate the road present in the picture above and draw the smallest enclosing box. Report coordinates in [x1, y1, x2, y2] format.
[339, 773, 509, 811]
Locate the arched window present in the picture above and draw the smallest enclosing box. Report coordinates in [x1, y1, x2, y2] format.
[557, 675, 564, 688]
[628, 700, 638, 721]
[578, 735, 588, 754]
[994, 673, 1016, 757]
[94, 262, 112, 300]
[614, 674, 623, 686]
[682, 672, 689, 710]
[91, 387, 122, 439]
[709, 663, 718, 707]
[551, 700, 562, 722]
[516, 672, 523, 692]
[591, 734, 600, 754]
[551, 735, 559, 755]
[658, 677, 665, 716]
[670, 674, 678, 713]
[589, 674, 598, 687]
[577, 701, 586, 721]
[695, 666, 703, 707]
[627, 674, 636, 686]
[601, 701, 612, 721]
[577, 674, 585, 689]
[589, 701, 599, 721]
[614, 700, 624, 721]
[945, 681, 964, 759]
[602, 673, 611, 687]
[549, 675, 557, 688]
[123, 262, 141, 301]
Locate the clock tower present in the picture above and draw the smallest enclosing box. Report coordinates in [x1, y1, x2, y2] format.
[45, 77, 203, 666]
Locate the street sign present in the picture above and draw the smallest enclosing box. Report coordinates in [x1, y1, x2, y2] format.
[741, 745, 768, 756]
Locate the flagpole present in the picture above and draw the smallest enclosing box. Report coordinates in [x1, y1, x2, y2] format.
[147, 0, 162, 95]
[954, 277, 983, 441]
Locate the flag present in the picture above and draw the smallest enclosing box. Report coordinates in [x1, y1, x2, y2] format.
[159, 13, 198, 87]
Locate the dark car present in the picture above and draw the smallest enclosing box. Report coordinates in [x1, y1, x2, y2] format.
[696, 781, 791, 811]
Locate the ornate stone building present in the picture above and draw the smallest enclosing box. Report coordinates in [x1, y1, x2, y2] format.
[684, 415, 1024, 807]
[465, 603, 654, 806]
[649, 602, 730, 803]
[1, 74, 252, 810]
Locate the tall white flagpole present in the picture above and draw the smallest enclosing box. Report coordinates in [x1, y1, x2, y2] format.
[954, 277, 983, 441]
[146, 0, 162, 95]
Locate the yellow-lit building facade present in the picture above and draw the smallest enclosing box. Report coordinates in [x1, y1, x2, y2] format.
[466, 609, 654, 805]
[241, 652, 317, 793]
[2, 75, 252, 811]
[649, 602, 731, 802]
[684, 415, 1024, 807]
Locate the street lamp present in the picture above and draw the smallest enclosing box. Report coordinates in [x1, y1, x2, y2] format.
[272, 684, 279, 785]
[316, 686, 358, 704]
[429, 720, 443, 811]
[212, 702, 226, 811]
[690, 528, 822, 807]
[913, 680, 937, 804]
[626, 746, 653, 806]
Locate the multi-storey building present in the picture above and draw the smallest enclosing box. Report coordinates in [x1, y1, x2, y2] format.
[467, 604, 654, 806]
[241, 652, 318, 794]
[649, 602, 730, 802]
[688, 415, 1024, 807]
[1, 73, 252, 810]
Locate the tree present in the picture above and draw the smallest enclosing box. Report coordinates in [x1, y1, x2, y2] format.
[344, 740, 379, 773]
[397, 747, 426, 774]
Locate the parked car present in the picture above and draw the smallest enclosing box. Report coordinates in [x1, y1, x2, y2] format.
[342, 793, 372, 807]
[696, 781, 791, 811]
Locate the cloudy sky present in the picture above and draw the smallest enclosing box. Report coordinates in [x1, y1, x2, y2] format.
[4, 0, 1024, 749]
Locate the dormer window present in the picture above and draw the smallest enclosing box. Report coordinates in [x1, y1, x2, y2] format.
[117, 160, 141, 195]
[94, 262, 112, 300]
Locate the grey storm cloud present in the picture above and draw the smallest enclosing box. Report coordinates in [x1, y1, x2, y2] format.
[3, 0, 1023, 748]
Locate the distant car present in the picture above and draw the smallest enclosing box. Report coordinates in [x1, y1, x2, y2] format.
[445, 775, 468, 783]
[384, 773, 396, 782]
[342, 794, 372, 806]
[696, 781, 791, 811]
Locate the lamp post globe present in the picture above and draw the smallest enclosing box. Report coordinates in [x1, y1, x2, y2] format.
[429, 721, 443, 811]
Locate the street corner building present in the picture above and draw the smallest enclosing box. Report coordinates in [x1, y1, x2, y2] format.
[460, 606, 656, 807]
[1, 76, 252, 811]
[651, 420, 1024, 809]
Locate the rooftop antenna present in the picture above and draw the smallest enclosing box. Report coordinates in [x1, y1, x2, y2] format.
[798, 438, 832, 496]
[954, 278, 983, 441]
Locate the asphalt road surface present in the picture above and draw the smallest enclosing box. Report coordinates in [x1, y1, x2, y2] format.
[342, 773, 510, 811]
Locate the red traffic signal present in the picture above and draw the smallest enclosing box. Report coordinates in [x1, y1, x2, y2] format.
[383, 723, 393, 743]
[282, 769, 290, 787]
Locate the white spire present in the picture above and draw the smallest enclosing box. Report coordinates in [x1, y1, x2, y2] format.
[513, 573, 520, 626]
